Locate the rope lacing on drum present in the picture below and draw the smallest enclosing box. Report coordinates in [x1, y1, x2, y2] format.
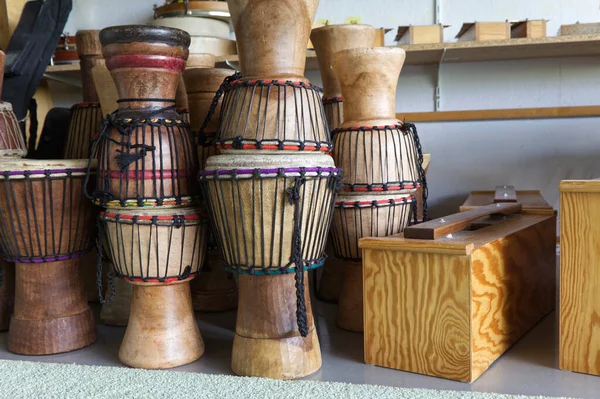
[95, 218, 116, 305]
[286, 170, 309, 337]
[197, 71, 241, 145]
[401, 122, 428, 223]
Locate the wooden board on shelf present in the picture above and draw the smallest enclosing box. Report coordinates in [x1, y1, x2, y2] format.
[397, 106, 600, 122]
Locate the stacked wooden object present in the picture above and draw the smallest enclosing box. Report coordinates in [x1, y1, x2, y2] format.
[198, 0, 339, 379]
[360, 187, 556, 382]
[90, 25, 207, 369]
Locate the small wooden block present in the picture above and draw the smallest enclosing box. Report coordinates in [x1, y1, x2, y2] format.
[559, 179, 600, 376]
[493, 185, 518, 202]
[395, 25, 446, 45]
[560, 22, 600, 36]
[361, 212, 556, 382]
[511, 20, 547, 38]
[456, 21, 511, 42]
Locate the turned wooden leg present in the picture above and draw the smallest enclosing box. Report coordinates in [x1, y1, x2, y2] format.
[336, 260, 363, 332]
[317, 255, 346, 303]
[119, 280, 204, 369]
[8, 258, 96, 355]
[0, 261, 14, 331]
[232, 272, 321, 379]
[100, 262, 132, 326]
[191, 250, 237, 312]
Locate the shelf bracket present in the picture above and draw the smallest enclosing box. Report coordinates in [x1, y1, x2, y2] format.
[435, 48, 447, 112]
[434, 0, 441, 24]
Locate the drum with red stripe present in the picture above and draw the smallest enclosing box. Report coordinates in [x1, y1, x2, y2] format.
[89, 25, 197, 208]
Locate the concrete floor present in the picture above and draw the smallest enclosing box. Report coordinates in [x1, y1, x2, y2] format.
[0, 298, 598, 399]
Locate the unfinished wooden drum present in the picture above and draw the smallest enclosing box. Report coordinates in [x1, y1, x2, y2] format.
[199, 153, 339, 274]
[98, 205, 208, 369]
[217, 0, 328, 152]
[310, 24, 375, 132]
[0, 159, 97, 355]
[91, 25, 198, 208]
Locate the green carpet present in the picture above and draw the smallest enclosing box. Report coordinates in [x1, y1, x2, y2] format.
[0, 359, 574, 399]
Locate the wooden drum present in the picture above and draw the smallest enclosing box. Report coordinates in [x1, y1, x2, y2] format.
[0, 160, 97, 355]
[311, 24, 375, 132]
[154, 0, 230, 20]
[199, 152, 339, 378]
[98, 206, 208, 368]
[92, 25, 197, 208]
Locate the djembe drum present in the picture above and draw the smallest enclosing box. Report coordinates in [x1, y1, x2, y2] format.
[98, 206, 208, 368]
[331, 47, 425, 332]
[90, 25, 206, 369]
[184, 66, 238, 312]
[0, 51, 27, 158]
[0, 160, 97, 355]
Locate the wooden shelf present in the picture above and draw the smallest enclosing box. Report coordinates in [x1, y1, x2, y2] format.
[397, 106, 600, 122]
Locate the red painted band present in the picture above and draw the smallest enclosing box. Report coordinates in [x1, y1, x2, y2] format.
[106, 55, 186, 72]
[123, 274, 197, 284]
[335, 196, 416, 206]
[343, 184, 420, 192]
[216, 144, 331, 152]
[103, 170, 188, 179]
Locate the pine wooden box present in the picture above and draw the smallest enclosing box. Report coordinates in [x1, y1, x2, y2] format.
[360, 202, 556, 382]
[456, 21, 511, 42]
[511, 20, 547, 38]
[559, 179, 600, 376]
[395, 25, 445, 45]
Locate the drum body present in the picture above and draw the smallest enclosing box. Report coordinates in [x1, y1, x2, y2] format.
[200, 153, 339, 274]
[217, 80, 330, 152]
[99, 206, 208, 283]
[148, 16, 231, 39]
[0, 102, 27, 158]
[0, 160, 96, 262]
[332, 124, 421, 192]
[64, 102, 102, 159]
[323, 97, 342, 133]
[154, 0, 230, 20]
[190, 36, 237, 56]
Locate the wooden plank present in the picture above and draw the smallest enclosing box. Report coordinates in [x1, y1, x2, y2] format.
[404, 203, 523, 240]
[560, 186, 600, 376]
[494, 185, 518, 203]
[398, 106, 600, 122]
[363, 248, 472, 382]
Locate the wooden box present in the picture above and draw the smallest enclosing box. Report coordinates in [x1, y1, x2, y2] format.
[456, 21, 510, 42]
[395, 25, 445, 45]
[360, 202, 556, 382]
[559, 179, 600, 376]
[560, 22, 600, 36]
[373, 28, 392, 47]
[460, 188, 553, 215]
[511, 20, 547, 38]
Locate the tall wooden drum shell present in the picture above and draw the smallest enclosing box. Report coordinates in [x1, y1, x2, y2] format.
[200, 153, 338, 274]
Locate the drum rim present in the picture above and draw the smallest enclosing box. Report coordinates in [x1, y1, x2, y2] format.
[198, 166, 339, 180]
[0, 159, 97, 173]
[99, 205, 205, 218]
[97, 197, 195, 207]
[334, 194, 416, 208]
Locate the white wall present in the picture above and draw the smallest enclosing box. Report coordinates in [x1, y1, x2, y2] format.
[59, 0, 600, 223]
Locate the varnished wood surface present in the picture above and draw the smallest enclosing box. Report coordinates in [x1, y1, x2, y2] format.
[494, 185, 517, 202]
[76, 30, 103, 103]
[364, 250, 472, 381]
[336, 260, 363, 332]
[8, 259, 96, 355]
[460, 190, 554, 215]
[233, 273, 321, 379]
[0, 261, 14, 331]
[119, 281, 204, 369]
[559, 186, 600, 376]
[404, 203, 522, 240]
[363, 213, 555, 382]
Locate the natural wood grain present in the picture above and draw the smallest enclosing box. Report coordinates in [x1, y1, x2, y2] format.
[559, 184, 600, 376]
[460, 190, 554, 215]
[119, 281, 204, 369]
[457, 22, 510, 42]
[8, 259, 96, 355]
[561, 22, 600, 36]
[396, 25, 444, 45]
[232, 272, 321, 379]
[363, 249, 472, 381]
[362, 212, 556, 382]
[404, 203, 522, 240]
[336, 260, 363, 332]
[511, 20, 546, 39]
[470, 216, 555, 380]
[0, 0, 27, 50]
[0, 261, 14, 331]
[493, 185, 517, 202]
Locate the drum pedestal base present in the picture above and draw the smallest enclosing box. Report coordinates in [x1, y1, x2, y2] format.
[316, 254, 346, 304]
[231, 273, 322, 379]
[336, 260, 364, 332]
[191, 257, 238, 312]
[0, 261, 14, 331]
[100, 273, 132, 326]
[119, 281, 204, 369]
[8, 258, 96, 355]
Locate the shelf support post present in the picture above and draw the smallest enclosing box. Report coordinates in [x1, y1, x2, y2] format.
[435, 48, 447, 112]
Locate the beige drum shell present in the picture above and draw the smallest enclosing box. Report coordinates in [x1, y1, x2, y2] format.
[217, 82, 329, 151]
[100, 206, 208, 284]
[64, 103, 103, 159]
[189, 36, 237, 56]
[0, 102, 27, 158]
[0, 160, 97, 259]
[148, 16, 231, 39]
[332, 126, 420, 194]
[331, 193, 414, 260]
[324, 100, 342, 133]
[202, 153, 336, 272]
